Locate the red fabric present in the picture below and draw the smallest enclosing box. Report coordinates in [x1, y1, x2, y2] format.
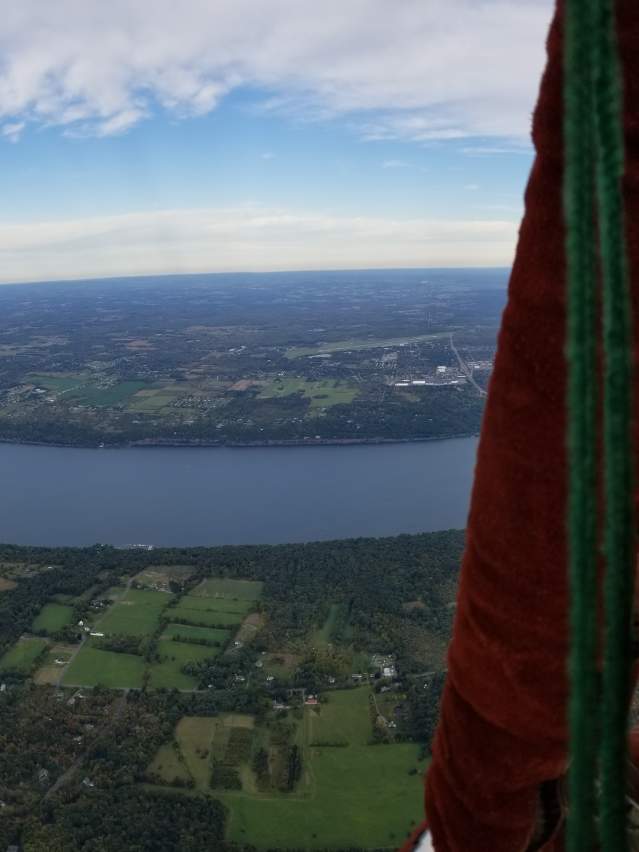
[422, 2, 639, 850]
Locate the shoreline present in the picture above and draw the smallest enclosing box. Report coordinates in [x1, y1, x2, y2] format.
[0, 432, 479, 451]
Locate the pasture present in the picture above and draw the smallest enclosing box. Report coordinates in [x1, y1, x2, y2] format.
[177, 716, 218, 789]
[97, 587, 169, 636]
[63, 646, 146, 689]
[170, 596, 245, 628]
[148, 640, 219, 689]
[147, 742, 191, 786]
[32, 602, 74, 633]
[0, 636, 48, 673]
[161, 623, 229, 645]
[223, 688, 424, 849]
[191, 578, 263, 601]
[257, 378, 359, 410]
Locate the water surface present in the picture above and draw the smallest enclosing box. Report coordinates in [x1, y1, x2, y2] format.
[0, 438, 478, 546]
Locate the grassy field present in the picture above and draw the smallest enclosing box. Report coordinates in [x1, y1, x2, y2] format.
[63, 646, 146, 688]
[97, 587, 170, 636]
[28, 372, 87, 393]
[177, 716, 217, 789]
[310, 604, 339, 647]
[32, 602, 74, 633]
[147, 742, 192, 786]
[127, 387, 185, 413]
[71, 381, 147, 407]
[191, 578, 263, 601]
[170, 596, 245, 627]
[0, 636, 48, 673]
[224, 689, 424, 849]
[286, 332, 447, 358]
[257, 378, 359, 410]
[161, 623, 230, 645]
[148, 640, 219, 689]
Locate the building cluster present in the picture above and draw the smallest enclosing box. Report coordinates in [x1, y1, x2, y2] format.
[394, 365, 467, 388]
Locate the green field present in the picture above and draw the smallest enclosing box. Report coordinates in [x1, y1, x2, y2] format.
[162, 623, 230, 645]
[311, 604, 340, 647]
[0, 637, 48, 673]
[286, 332, 447, 359]
[170, 596, 245, 627]
[63, 646, 146, 688]
[97, 588, 170, 636]
[223, 689, 424, 848]
[71, 381, 147, 407]
[177, 716, 218, 789]
[32, 602, 74, 633]
[191, 578, 263, 601]
[147, 742, 191, 786]
[28, 372, 87, 393]
[257, 378, 359, 410]
[148, 640, 219, 689]
[127, 387, 185, 413]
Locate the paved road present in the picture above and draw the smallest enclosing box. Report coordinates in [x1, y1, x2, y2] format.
[449, 333, 487, 396]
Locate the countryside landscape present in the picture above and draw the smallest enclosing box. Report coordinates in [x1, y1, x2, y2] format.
[0, 269, 502, 448]
[0, 531, 456, 849]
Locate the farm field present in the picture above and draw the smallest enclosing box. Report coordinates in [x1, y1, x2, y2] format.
[177, 716, 218, 789]
[0, 577, 16, 591]
[32, 602, 74, 633]
[147, 742, 191, 786]
[63, 646, 146, 688]
[97, 587, 170, 636]
[148, 640, 219, 689]
[223, 689, 424, 848]
[191, 578, 263, 600]
[161, 623, 229, 645]
[0, 636, 48, 673]
[311, 604, 340, 647]
[170, 596, 246, 627]
[257, 378, 359, 410]
[48, 575, 261, 690]
[146, 687, 424, 849]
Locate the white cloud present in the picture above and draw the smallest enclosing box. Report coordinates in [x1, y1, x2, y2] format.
[1, 120, 25, 142]
[0, 206, 518, 284]
[382, 159, 409, 169]
[463, 183, 480, 191]
[0, 0, 553, 140]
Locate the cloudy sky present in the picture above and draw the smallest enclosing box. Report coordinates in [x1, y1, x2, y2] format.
[0, 0, 554, 283]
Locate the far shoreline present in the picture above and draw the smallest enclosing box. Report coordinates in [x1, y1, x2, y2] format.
[0, 431, 480, 452]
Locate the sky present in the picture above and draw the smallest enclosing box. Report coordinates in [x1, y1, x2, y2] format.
[0, 0, 555, 283]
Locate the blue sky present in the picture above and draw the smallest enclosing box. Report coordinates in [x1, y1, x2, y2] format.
[0, 0, 554, 283]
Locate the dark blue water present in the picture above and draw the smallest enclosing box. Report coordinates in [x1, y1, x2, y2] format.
[0, 438, 478, 546]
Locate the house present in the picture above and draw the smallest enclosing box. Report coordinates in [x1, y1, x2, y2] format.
[82, 777, 95, 788]
[382, 665, 396, 679]
[0, 683, 6, 693]
[351, 673, 363, 681]
[234, 674, 246, 683]
[89, 632, 104, 637]
[266, 675, 275, 683]
[305, 695, 319, 706]
[38, 769, 49, 785]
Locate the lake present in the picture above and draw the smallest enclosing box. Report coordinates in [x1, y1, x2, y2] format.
[0, 438, 478, 546]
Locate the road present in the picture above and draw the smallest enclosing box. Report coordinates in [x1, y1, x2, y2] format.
[449, 333, 487, 396]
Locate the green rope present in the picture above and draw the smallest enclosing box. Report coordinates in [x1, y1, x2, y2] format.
[595, 0, 635, 847]
[565, 0, 635, 850]
[564, 0, 599, 847]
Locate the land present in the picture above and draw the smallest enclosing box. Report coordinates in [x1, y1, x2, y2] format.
[0, 530, 458, 850]
[0, 268, 504, 448]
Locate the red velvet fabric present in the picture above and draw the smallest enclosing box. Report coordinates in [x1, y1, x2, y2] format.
[419, 2, 639, 850]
